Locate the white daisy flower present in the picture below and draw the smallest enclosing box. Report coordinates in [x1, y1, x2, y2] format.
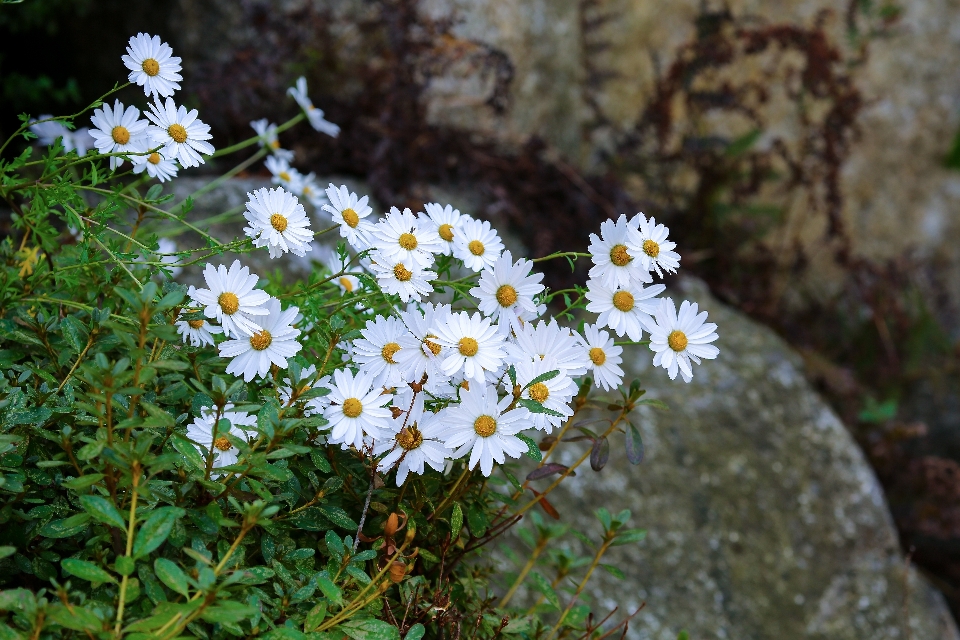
[264, 155, 303, 192]
[470, 250, 545, 336]
[219, 298, 302, 382]
[578, 324, 624, 391]
[641, 297, 719, 382]
[443, 383, 531, 477]
[187, 260, 271, 338]
[322, 184, 376, 251]
[130, 138, 178, 182]
[30, 116, 95, 156]
[368, 252, 436, 303]
[185, 404, 257, 470]
[298, 173, 327, 209]
[250, 118, 294, 161]
[588, 214, 653, 289]
[421, 203, 469, 256]
[371, 207, 444, 268]
[505, 318, 589, 377]
[513, 357, 575, 433]
[375, 411, 452, 485]
[279, 365, 330, 416]
[243, 187, 314, 259]
[431, 311, 507, 386]
[175, 314, 223, 347]
[323, 369, 393, 449]
[628, 213, 681, 278]
[352, 316, 410, 389]
[584, 278, 664, 342]
[287, 76, 340, 137]
[89, 100, 149, 170]
[319, 247, 363, 295]
[395, 303, 452, 385]
[146, 97, 214, 168]
[122, 33, 183, 99]
[452, 218, 504, 272]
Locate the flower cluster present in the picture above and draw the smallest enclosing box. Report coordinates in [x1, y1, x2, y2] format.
[179, 180, 719, 480]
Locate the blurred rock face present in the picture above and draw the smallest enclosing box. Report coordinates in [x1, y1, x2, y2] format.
[537, 277, 959, 639]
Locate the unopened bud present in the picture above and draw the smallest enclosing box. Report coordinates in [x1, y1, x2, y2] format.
[389, 561, 406, 583]
[384, 512, 400, 537]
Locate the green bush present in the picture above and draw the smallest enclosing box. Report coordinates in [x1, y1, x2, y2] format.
[0, 30, 717, 640]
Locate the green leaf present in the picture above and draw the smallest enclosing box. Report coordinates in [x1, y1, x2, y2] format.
[61, 474, 105, 491]
[677, 632, 690, 640]
[305, 602, 328, 631]
[522, 369, 559, 390]
[635, 398, 669, 411]
[450, 503, 463, 536]
[200, 601, 257, 623]
[61, 558, 116, 583]
[60, 316, 89, 354]
[319, 505, 358, 530]
[467, 503, 487, 537]
[517, 398, 564, 417]
[339, 618, 401, 640]
[517, 433, 542, 461]
[115, 555, 136, 576]
[316, 573, 343, 606]
[0, 547, 15, 560]
[624, 422, 644, 464]
[404, 624, 425, 640]
[599, 563, 625, 579]
[154, 558, 190, 596]
[529, 571, 559, 609]
[47, 604, 103, 632]
[80, 494, 127, 530]
[610, 528, 647, 546]
[171, 434, 205, 471]
[133, 507, 185, 559]
[37, 513, 91, 538]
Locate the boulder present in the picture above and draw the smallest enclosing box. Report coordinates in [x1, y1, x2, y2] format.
[527, 277, 959, 639]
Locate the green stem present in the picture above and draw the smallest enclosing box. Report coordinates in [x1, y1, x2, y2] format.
[498, 536, 548, 608]
[114, 466, 140, 635]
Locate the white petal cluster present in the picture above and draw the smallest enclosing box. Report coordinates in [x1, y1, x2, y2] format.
[138, 37, 720, 488]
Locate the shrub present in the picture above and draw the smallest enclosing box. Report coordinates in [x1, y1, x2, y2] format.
[0, 32, 717, 640]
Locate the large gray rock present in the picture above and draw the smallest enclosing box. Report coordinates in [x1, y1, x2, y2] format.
[518, 277, 960, 639]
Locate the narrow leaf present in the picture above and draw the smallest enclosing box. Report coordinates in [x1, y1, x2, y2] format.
[154, 558, 190, 596]
[525, 463, 572, 481]
[133, 507, 184, 559]
[521, 369, 560, 390]
[80, 495, 127, 530]
[450, 503, 463, 536]
[61, 558, 116, 584]
[590, 436, 610, 472]
[625, 422, 644, 464]
[517, 433, 542, 462]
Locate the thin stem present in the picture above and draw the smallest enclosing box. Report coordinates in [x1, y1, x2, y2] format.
[544, 536, 615, 640]
[114, 465, 140, 635]
[498, 536, 548, 608]
[169, 147, 267, 211]
[429, 466, 472, 521]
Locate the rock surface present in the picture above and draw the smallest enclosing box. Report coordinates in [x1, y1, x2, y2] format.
[520, 277, 960, 639]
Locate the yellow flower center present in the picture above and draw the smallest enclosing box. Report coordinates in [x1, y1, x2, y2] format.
[398, 232, 418, 250]
[528, 382, 549, 403]
[424, 336, 442, 356]
[468, 240, 485, 256]
[397, 425, 423, 451]
[460, 380, 470, 391]
[278, 171, 291, 182]
[438, 223, 454, 242]
[187, 319, 205, 329]
[218, 292, 240, 315]
[667, 330, 688, 352]
[213, 436, 232, 451]
[495, 284, 518, 307]
[393, 263, 413, 282]
[612, 291, 634, 312]
[270, 139, 280, 149]
[342, 398, 363, 418]
[589, 347, 606, 366]
[473, 415, 497, 438]
[148, 152, 162, 165]
[111, 125, 130, 145]
[609, 244, 632, 267]
[342, 208, 360, 228]
[381, 342, 401, 364]
[642, 239, 660, 258]
[339, 276, 355, 292]
[270, 213, 288, 232]
[458, 337, 479, 357]
[168, 124, 188, 144]
[250, 330, 272, 351]
[142, 58, 160, 77]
